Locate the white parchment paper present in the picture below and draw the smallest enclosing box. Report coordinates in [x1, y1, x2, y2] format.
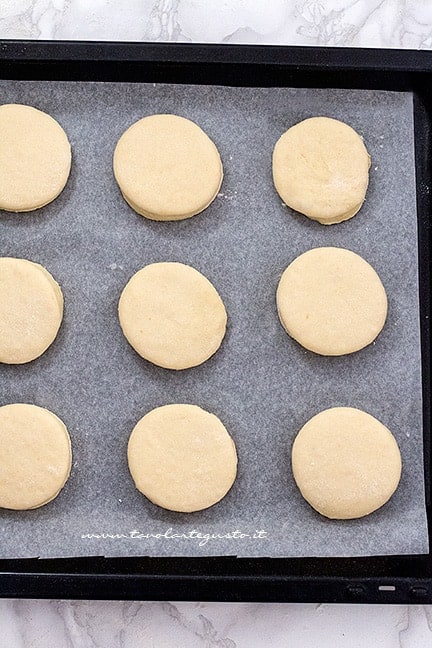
[0, 81, 427, 558]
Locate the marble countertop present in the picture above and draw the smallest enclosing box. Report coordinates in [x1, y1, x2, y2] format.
[1, 1, 432, 646]
[1, 0, 431, 48]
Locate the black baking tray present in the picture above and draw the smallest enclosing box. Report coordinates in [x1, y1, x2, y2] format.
[0, 41, 431, 604]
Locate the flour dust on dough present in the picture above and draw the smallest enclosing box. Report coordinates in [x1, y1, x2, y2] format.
[272, 116, 370, 225]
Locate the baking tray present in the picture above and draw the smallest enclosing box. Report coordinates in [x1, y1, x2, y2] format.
[0, 41, 431, 603]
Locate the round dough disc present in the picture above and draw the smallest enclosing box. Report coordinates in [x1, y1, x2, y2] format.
[276, 247, 387, 356]
[292, 407, 402, 519]
[128, 404, 238, 512]
[0, 103, 71, 212]
[0, 257, 64, 364]
[272, 116, 370, 224]
[0, 403, 72, 510]
[113, 114, 223, 221]
[118, 262, 227, 370]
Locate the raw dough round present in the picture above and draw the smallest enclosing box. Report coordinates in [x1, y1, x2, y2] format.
[0, 103, 71, 212]
[292, 407, 402, 519]
[118, 262, 227, 369]
[127, 404, 238, 512]
[0, 403, 72, 510]
[272, 116, 370, 224]
[276, 247, 387, 356]
[113, 114, 223, 221]
[0, 257, 64, 364]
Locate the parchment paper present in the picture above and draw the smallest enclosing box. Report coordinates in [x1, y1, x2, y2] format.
[0, 81, 427, 558]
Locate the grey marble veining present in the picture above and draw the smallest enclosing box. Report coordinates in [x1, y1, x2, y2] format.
[1, 1, 432, 646]
[0, 0, 431, 48]
[2, 599, 432, 647]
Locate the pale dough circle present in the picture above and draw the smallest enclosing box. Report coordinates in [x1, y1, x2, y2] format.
[0, 103, 71, 212]
[113, 114, 223, 221]
[0, 403, 72, 510]
[272, 116, 370, 224]
[118, 262, 227, 370]
[0, 257, 64, 364]
[292, 407, 402, 519]
[127, 404, 238, 512]
[276, 247, 387, 356]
